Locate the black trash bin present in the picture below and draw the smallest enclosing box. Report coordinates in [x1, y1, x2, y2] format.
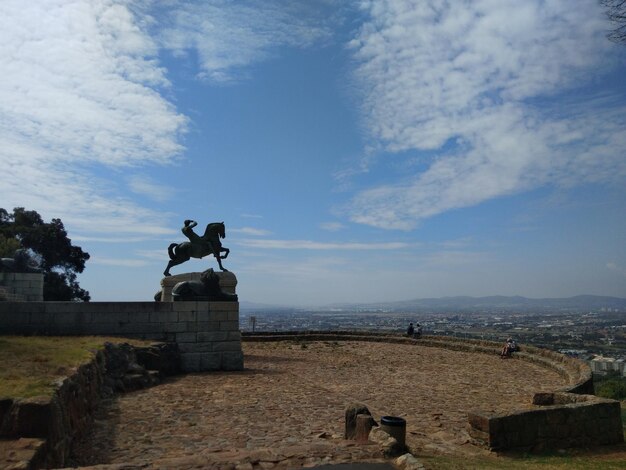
[380, 416, 406, 447]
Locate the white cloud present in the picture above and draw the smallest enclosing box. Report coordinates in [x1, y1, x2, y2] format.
[0, 0, 187, 236]
[238, 239, 411, 250]
[320, 222, 346, 232]
[89, 257, 150, 267]
[423, 250, 489, 267]
[158, 0, 333, 83]
[128, 175, 174, 202]
[231, 227, 272, 236]
[71, 236, 152, 243]
[345, 0, 626, 229]
[607, 262, 626, 277]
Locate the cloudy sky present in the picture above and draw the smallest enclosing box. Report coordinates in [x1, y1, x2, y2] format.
[1, 0, 625, 306]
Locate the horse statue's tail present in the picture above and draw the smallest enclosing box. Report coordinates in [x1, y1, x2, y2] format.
[167, 243, 178, 260]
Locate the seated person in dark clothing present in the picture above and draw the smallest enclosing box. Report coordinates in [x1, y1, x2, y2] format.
[500, 337, 517, 358]
[407, 322, 415, 337]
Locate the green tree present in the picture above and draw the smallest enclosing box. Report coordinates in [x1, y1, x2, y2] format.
[0, 234, 21, 258]
[595, 373, 626, 400]
[602, 0, 626, 43]
[0, 208, 90, 301]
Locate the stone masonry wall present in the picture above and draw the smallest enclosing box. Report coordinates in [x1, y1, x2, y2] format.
[468, 392, 624, 451]
[0, 300, 242, 372]
[0, 272, 44, 301]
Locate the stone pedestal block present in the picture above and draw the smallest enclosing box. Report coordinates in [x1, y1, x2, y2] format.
[0, 272, 44, 301]
[159, 271, 237, 301]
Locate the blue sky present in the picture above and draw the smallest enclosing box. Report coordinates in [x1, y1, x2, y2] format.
[1, 0, 625, 306]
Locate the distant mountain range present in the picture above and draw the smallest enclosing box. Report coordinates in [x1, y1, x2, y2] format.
[241, 295, 626, 313]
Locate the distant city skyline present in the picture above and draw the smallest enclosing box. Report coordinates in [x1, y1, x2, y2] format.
[1, 1, 625, 305]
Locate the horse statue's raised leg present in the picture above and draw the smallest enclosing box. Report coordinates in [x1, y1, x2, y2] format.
[213, 247, 229, 272]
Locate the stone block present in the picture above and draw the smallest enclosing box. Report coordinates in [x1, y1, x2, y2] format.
[54, 311, 92, 325]
[1, 302, 45, 313]
[178, 310, 197, 322]
[181, 353, 202, 372]
[162, 322, 187, 333]
[197, 331, 228, 342]
[44, 302, 84, 313]
[185, 321, 219, 332]
[208, 311, 229, 322]
[227, 311, 239, 321]
[210, 301, 238, 311]
[87, 323, 122, 335]
[0, 311, 30, 325]
[127, 311, 151, 323]
[118, 322, 163, 334]
[197, 310, 211, 322]
[221, 351, 244, 371]
[173, 301, 199, 312]
[546, 409, 567, 425]
[29, 312, 52, 326]
[140, 333, 168, 341]
[212, 341, 242, 352]
[150, 311, 178, 323]
[92, 312, 128, 324]
[176, 332, 197, 343]
[201, 353, 222, 370]
[228, 331, 242, 341]
[219, 321, 239, 331]
[178, 342, 214, 353]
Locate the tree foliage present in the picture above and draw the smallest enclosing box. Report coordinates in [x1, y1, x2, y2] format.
[0, 234, 21, 258]
[602, 0, 626, 43]
[595, 374, 626, 400]
[0, 208, 90, 301]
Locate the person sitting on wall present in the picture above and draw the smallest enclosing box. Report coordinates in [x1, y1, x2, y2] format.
[406, 322, 415, 337]
[500, 337, 517, 358]
[415, 323, 423, 339]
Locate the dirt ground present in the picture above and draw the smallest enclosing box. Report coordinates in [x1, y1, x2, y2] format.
[69, 340, 571, 468]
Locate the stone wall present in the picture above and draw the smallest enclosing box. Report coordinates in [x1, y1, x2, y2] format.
[243, 331, 592, 394]
[468, 392, 624, 451]
[0, 342, 179, 469]
[0, 272, 44, 301]
[0, 300, 242, 372]
[0, 349, 105, 468]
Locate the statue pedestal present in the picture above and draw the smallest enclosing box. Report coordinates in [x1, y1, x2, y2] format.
[159, 271, 237, 301]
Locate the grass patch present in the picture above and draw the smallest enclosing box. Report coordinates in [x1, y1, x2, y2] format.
[421, 451, 626, 470]
[0, 336, 151, 399]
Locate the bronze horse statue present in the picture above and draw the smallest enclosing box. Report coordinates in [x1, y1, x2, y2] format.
[163, 220, 230, 276]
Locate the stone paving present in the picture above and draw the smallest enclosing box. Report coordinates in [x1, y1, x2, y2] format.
[69, 340, 569, 469]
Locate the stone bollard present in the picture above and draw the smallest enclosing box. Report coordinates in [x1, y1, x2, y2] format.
[355, 414, 376, 442]
[345, 403, 374, 440]
[380, 416, 406, 449]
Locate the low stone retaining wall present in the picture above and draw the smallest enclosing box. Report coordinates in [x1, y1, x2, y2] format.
[0, 300, 242, 372]
[468, 392, 624, 451]
[243, 332, 591, 394]
[0, 342, 177, 469]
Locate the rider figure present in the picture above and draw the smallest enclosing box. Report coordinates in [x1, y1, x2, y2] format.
[182, 220, 214, 253]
